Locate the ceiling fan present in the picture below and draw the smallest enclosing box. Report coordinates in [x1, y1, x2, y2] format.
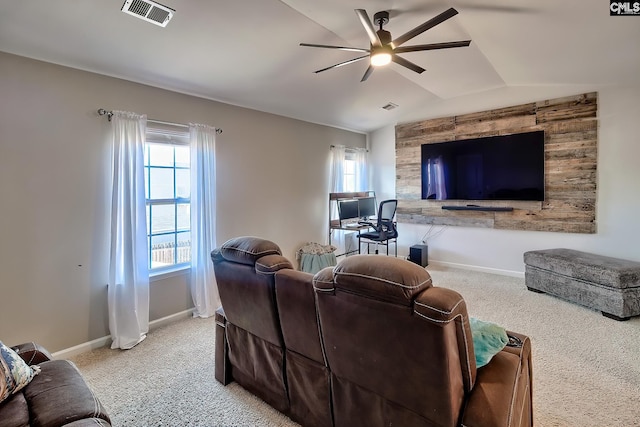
[300, 8, 471, 82]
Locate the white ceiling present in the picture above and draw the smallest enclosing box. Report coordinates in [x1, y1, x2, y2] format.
[1, 0, 638, 133]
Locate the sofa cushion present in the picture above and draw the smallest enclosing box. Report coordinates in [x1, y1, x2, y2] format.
[331, 255, 432, 305]
[0, 390, 29, 427]
[0, 341, 38, 404]
[219, 236, 282, 266]
[24, 360, 110, 427]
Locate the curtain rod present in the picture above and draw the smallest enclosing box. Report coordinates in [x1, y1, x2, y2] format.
[97, 108, 222, 134]
[330, 144, 368, 152]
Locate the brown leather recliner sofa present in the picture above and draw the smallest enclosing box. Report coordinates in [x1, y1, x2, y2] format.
[212, 236, 533, 427]
[0, 342, 111, 427]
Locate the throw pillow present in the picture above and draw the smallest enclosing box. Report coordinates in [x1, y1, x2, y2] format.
[469, 317, 509, 368]
[0, 341, 39, 403]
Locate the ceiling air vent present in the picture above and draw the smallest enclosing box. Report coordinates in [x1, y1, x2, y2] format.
[381, 102, 399, 111]
[121, 0, 175, 27]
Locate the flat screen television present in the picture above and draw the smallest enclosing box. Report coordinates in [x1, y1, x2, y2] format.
[421, 130, 545, 202]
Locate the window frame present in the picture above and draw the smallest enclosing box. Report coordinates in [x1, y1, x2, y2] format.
[144, 126, 191, 276]
[343, 151, 357, 192]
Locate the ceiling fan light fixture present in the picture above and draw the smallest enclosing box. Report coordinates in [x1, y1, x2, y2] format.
[371, 47, 392, 67]
[301, 8, 468, 81]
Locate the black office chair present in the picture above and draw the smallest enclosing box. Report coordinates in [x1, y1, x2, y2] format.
[358, 199, 398, 256]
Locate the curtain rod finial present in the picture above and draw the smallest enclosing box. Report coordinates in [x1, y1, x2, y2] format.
[98, 108, 113, 121]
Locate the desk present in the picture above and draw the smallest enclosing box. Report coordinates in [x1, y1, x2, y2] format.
[329, 220, 371, 257]
[328, 191, 376, 257]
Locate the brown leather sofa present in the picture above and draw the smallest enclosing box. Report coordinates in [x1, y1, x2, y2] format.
[0, 342, 111, 427]
[212, 236, 533, 427]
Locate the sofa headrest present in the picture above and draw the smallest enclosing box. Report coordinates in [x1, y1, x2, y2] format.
[217, 236, 282, 266]
[256, 254, 293, 274]
[314, 255, 432, 306]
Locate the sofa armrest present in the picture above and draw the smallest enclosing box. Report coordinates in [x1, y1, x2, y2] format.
[215, 306, 232, 385]
[462, 332, 533, 427]
[11, 342, 53, 365]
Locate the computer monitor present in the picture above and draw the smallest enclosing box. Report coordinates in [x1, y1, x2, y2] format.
[338, 199, 360, 221]
[357, 197, 377, 220]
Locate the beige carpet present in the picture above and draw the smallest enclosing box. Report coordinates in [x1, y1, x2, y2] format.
[70, 265, 640, 426]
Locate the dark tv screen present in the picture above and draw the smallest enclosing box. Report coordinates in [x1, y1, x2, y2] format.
[421, 130, 545, 201]
[358, 197, 377, 218]
[338, 200, 359, 220]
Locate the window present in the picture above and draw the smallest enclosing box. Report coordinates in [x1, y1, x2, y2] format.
[343, 153, 356, 192]
[144, 127, 191, 272]
[343, 148, 368, 192]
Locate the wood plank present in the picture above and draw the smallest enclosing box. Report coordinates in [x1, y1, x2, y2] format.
[395, 117, 454, 140]
[454, 102, 536, 124]
[504, 209, 595, 222]
[536, 104, 597, 123]
[545, 158, 597, 173]
[397, 213, 495, 228]
[544, 189, 597, 200]
[547, 129, 597, 144]
[396, 133, 455, 148]
[396, 146, 421, 165]
[396, 188, 421, 199]
[542, 118, 597, 134]
[535, 92, 597, 109]
[495, 219, 596, 234]
[546, 148, 597, 161]
[453, 115, 536, 137]
[542, 198, 595, 211]
[329, 191, 371, 200]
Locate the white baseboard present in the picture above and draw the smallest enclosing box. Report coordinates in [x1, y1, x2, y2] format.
[149, 308, 195, 331]
[428, 259, 525, 279]
[52, 308, 195, 360]
[380, 253, 525, 279]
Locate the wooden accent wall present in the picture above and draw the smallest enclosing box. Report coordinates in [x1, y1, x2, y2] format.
[395, 92, 598, 233]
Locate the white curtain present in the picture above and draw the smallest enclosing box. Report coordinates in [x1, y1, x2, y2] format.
[108, 111, 150, 350]
[330, 145, 346, 218]
[329, 145, 346, 248]
[352, 148, 369, 192]
[189, 124, 219, 318]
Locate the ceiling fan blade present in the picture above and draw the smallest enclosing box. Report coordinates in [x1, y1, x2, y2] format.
[361, 65, 374, 82]
[392, 7, 459, 47]
[313, 55, 370, 74]
[392, 55, 426, 74]
[394, 40, 471, 53]
[355, 9, 382, 47]
[300, 43, 370, 53]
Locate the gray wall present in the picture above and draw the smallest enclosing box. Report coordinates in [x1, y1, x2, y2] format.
[0, 52, 365, 352]
[369, 85, 640, 274]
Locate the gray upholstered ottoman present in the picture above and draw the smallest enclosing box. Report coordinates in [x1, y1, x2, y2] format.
[524, 248, 640, 321]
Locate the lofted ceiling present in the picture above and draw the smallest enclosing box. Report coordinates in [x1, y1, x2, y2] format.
[1, 0, 638, 133]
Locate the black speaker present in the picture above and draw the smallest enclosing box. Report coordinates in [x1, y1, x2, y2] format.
[409, 244, 428, 267]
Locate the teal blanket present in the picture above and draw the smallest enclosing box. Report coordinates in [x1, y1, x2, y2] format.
[469, 317, 509, 368]
[300, 252, 337, 274]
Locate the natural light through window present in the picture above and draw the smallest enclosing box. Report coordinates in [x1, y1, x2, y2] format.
[343, 156, 356, 192]
[144, 139, 191, 272]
